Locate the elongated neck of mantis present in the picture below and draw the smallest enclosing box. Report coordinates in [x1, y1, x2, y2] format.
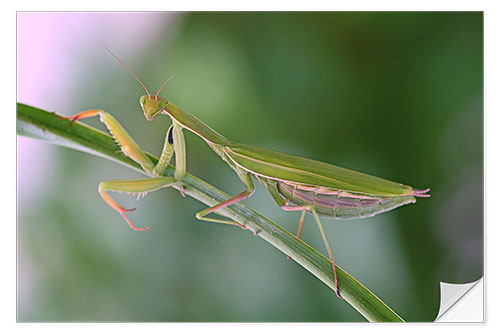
[164, 102, 230, 148]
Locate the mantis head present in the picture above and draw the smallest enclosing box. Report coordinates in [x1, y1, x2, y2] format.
[140, 95, 167, 121]
[139, 75, 175, 121]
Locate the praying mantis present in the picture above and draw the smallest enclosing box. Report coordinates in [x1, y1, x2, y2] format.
[56, 48, 430, 298]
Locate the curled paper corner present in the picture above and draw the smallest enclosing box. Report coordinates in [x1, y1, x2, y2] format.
[435, 278, 483, 322]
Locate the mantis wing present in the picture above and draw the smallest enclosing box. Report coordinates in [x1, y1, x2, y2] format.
[225, 143, 415, 197]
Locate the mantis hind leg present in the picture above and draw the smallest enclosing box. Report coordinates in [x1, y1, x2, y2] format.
[285, 210, 306, 260]
[261, 179, 306, 240]
[99, 177, 178, 231]
[283, 205, 342, 299]
[263, 179, 342, 298]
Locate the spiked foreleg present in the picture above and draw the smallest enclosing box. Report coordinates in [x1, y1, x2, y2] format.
[152, 124, 174, 177]
[55, 109, 155, 174]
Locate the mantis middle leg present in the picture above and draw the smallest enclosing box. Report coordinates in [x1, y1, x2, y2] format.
[195, 167, 255, 229]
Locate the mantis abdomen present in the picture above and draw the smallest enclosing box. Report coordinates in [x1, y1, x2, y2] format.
[277, 182, 417, 219]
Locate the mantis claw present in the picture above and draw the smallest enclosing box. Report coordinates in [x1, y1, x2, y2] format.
[53, 114, 78, 131]
[53, 109, 102, 131]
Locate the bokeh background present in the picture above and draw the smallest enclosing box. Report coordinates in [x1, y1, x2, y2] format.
[17, 12, 483, 322]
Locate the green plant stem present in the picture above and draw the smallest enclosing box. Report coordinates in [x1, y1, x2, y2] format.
[17, 102, 405, 322]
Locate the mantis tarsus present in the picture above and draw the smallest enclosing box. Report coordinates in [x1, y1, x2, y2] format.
[56, 48, 430, 298]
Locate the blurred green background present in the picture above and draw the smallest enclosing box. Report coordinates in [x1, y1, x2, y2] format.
[17, 12, 483, 322]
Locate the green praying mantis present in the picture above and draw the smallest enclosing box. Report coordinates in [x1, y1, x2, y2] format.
[56, 48, 430, 298]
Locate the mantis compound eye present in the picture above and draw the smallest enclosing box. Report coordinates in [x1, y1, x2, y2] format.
[139, 95, 147, 108]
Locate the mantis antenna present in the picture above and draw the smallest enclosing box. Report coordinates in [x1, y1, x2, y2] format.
[155, 75, 176, 99]
[103, 45, 151, 97]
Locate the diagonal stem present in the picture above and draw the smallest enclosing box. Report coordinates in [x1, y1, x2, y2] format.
[17, 102, 405, 322]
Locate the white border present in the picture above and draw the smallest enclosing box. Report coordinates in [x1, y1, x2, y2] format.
[6, 1, 498, 331]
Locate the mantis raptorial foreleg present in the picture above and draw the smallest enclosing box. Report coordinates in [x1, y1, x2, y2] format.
[59, 109, 155, 172]
[152, 124, 174, 177]
[56, 109, 187, 230]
